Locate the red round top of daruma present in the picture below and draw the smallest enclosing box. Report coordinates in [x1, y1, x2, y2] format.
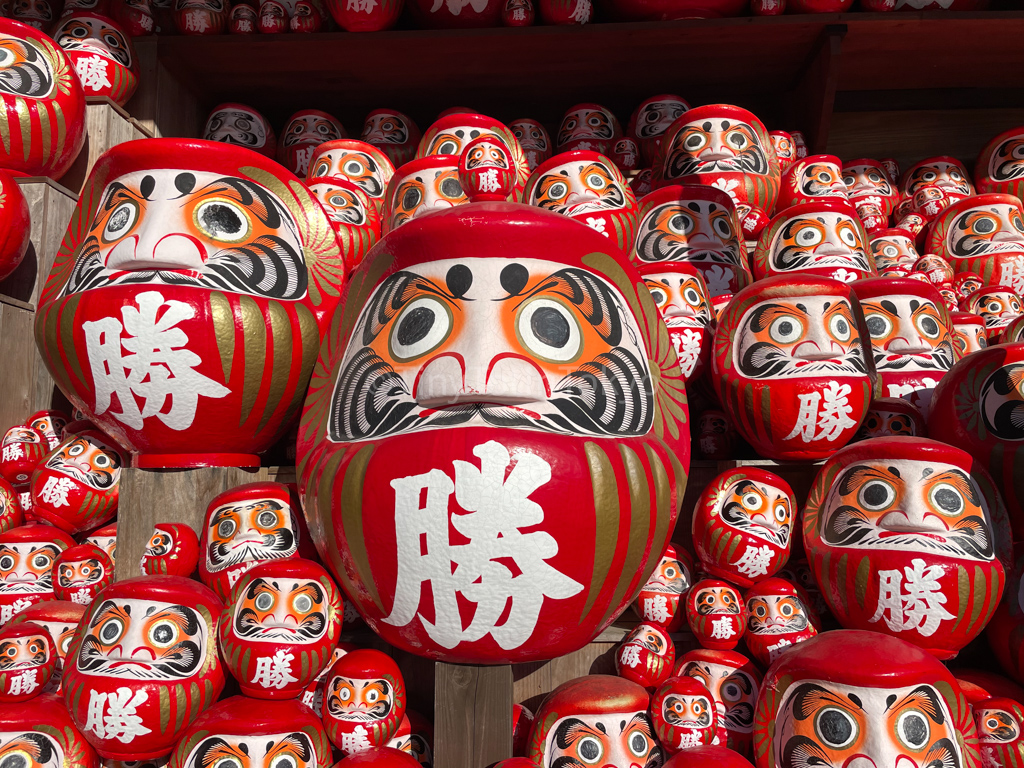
[52, 543, 112, 605]
[33, 138, 348, 469]
[61, 575, 226, 760]
[0, 425, 48, 486]
[140, 522, 199, 577]
[0, 692, 99, 768]
[710, 274, 876, 460]
[776, 154, 848, 211]
[297, 200, 690, 664]
[0, 19, 86, 179]
[0, 620, 57, 701]
[168, 696, 332, 768]
[801, 436, 1011, 659]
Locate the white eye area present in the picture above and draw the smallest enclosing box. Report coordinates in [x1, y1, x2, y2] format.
[780, 602, 794, 616]
[0, 49, 14, 67]
[882, 245, 899, 257]
[217, 519, 237, 539]
[437, 140, 458, 155]
[0, 556, 13, 570]
[923, 171, 937, 181]
[149, 620, 179, 647]
[194, 199, 250, 243]
[896, 710, 930, 749]
[683, 133, 707, 151]
[774, 503, 788, 522]
[722, 681, 743, 702]
[546, 181, 568, 200]
[668, 213, 693, 235]
[839, 226, 859, 247]
[586, 173, 606, 189]
[795, 225, 823, 246]
[31, 554, 50, 569]
[95, 453, 111, 468]
[293, 594, 313, 613]
[858, 479, 896, 511]
[576, 735, 603, 764]
[929, 482, 965, 516]
[684, 287, 702, 305]
[769, 315, 804, 344]
[742, 492, 762, 510]
[269, 756, 296, 768]
[389, 297, 453, 362]
[726, 130, 749, 149]
[916, 313, 941, 339]
[104, 201, 139, 242]
[814, 706, 858, 749]
[339, 687, 352, 702]
[212, 758, 243, 768]
[254, 592, 275, 611]
[517, 298, 582, 363]
[628, 732, 649, 757]
[713, 216, 733, 239]
[828, 313, 852, 342]
[344, 160, 363, 175]
[843, 175, 855, 186]
[648, 287, 667, 306]
[68, 443, 84, 456]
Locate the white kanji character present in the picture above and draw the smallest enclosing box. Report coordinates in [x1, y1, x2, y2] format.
[733, 545, 773, 579]
[39, 476, 75, 508]
[71, 589, 92, 605]
[619, 645, 642, 669]
[869, 558, 954, 637]
[711, 178, 740, 203]
[293, 147, 314, 176]
[677, 731, 702, 749]
[340, 725, 374, 752]
[477, 169, 501, 194]
[184, 13, 209, 32]
[2, 443, 23, 462]
[983, 747, 1002, 768]
[512, 6, 524, 17]
[575, 141, 594, 151]
[710, 617, 735, 640]
[783, 392, 821, 442]
[1001, 256, 1024, 294]
[7, 669, 37, 696]
[831, 268, 858, 283]
[702, 265, 733, 296]
[767, 638, 793, 661]
[251, 650, 298, 690]
[385, 441, 583, 651]
[0, 599, 31, 623]
[75, 55, 111, 92]
[585, 217, 608, 236]
[236, 18, 252, 31]
[643, 595, 670, 624]
[138, 13, 153, 30]
[83, 291, 230, 432]
[816, 381, 856, 441]
[671, 329, 702, 377]
[86, 687, 151, 743]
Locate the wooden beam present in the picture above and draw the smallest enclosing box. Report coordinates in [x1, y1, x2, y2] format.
[790, 24, 846, 154]
[434, 662, 512, 767]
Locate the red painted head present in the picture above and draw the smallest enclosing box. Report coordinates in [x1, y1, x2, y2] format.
[854, 396, 926, 440]
[628, 95, 690, 167]
[201, 103, 277, 158]
[0, 621, 55, 701]
[361, 109, 420, 168]
[631, 543, 693, 633]
[614, 622, 675, 689]
[7, 599, 86, 693]
[0, 524, 74, 622]
[140, 523, 199, 577]
[278, 109, 346, 177]
[52, 13, 137, 106]
[674, 648, 761, 755]
[638, 262, 713, 383]
[685, 578, 746, 651]
[651, 676, 717, 755]
[742, 576, 818, 667]
[0, 426, 47, 486]
[322, 649, 406, 754]
[52, 543, 112, 606]
[777, 154, 848, 211]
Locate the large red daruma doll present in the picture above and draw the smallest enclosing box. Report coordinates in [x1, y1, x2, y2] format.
[33, 139, 347, 469]
[711, 275, 876, 461]
[976, 126, 1024, 204]
[297, 200, 689, 663]
[0, 19, 86, 179]
[802, 436, 1010, 659]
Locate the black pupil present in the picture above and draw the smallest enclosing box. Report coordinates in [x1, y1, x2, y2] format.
[835, 319, 848, 334]
[201, 204, 242, 237]
[397, 307, 436, 347]
[978, 219, 995, 233]
[532, 307, 570, 349]
[863, 482, 890, 507]
[631, 734, 646, 752]
[819, 710, 853, 745]
[580, 740, 599, 760]
[153, 624, 173, 643]
[903, 714, 927, 745]
[402, 188, 421, 209]
[258, 512, 276, 526]
[33, 556, 47, 567]
[934, 487, 961, 513]
[109, 206, 131, 232]
[101, 622, 119, 641]
[1, 755, 27, 768]
[219, 522, 234, 536]
[922, 318, 938, 334]
[440, 178, 463, 198]
[867, 317, 887, 336]
[440, 142, 457, 154]
[778, 320, 794, 336]
[0, 558, 11, 569]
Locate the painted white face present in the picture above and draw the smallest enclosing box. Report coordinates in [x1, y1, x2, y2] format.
[181, 732, 317, 768]
[904, 160, 972, 197]
[76, 597, 209, 680]
[362, 113, 411, 147]
[643, 554, 690, 595]
[85, 535, 116, 563]
[388, 163, 466, 231]
[860, 295, 955, 373]
[309, 182, 369, 226]
[621, 624, 670, 656]
[326, 676, 394, 722]
[308, 149, 389, 201]
[663, 116, 769, 177]
[842, 164, 893, 198]
[326, 257, 653, 442]
[988, 134, 1024, 182]
[56, 557, 106, 588]
[282, 114, 341, 148]
[678, 660, 758, 734]
[634, 99, 688, 140]
[0, 34, 55, 99]
[59, 169, 307, 301]
[746, 593, 810, 635]
[0, 731, 64, 768]
[529, 159, 627, 217]
[977, 708, 1021, 743]
[795, 161, 847, 199]
[205, 497, 297, 573]
[231, 576, 329, 644]
[719, 478, 792, 547]
[37, 620, 78, 666]
[734, 296, 867, 379]
[424, 125, 503, 158]
[44, 433, 121, 490]
[203, 108, 268, 150]
[768, 211, 871, 274]
[821, 458, 995, 561]
[771, 680, 963, 768]
[643, 272, 711, 329]
[870, 236, 919, 271]
[54, 16, 132, 67]
[557, 108, 617, 146]
[663, 693, 714, 729]
[0, 543, 60, 594]
[634, 198, 744, 267]
[543, 712, 659, 768]
[944, 202, 1024, 259]
[0, 634, 48, 669]
[972, 291, 1024, 330]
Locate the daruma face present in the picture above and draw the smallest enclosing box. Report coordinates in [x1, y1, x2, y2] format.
[643, 272, 712, 328]
[635, 197, 744, 269]
[633, 98, 688, 143]
[529, 158, 627, 217]
[693, 585, 742, 615]
[843, 162, 894, 199]
[308, 144, 393, 203]
[422, 124, 503, 158]
[860, 295, 956, 373]
[747, 593, 810, 635]
[205, 497, 296, 574]
[943, 201, 1024, 258]
[179, 733, 316, 768]
[327, 676, 394, 722]
[969, 289, 1023, 331]
[0, 634, 48, 668]
[385, 160, 466, 232]
[282, 113, 341, 149]
[762, 209, 871, 278]
[543, 712, 658, 768]
[54, 14, 133, 69]
[0, 732, 63, 768]
[557, 106, 618, 147]
[870, 233, 919, 272]
[664, 116, 769, 177]
[677, 659, 758, 738]
[363, 112, 412, 147]
[231, 576, 328, 643]
[0, 542, 60, 594]
[903, 159, 973, 199]
[45, 434, 121, 491]
[987, 133, 1024, 183]
[645, 553, 688, 595]
[56, 557, 105, 589]
[203, 107, 270, 151]
[977, 706, 1021, 743]
[719, 478, 793, 548]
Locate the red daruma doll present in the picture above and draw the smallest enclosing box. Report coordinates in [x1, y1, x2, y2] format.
[323, 649, 407, 754]
[0, 524, 74, 622]
[651, 676, 717, 753]
[614, 622, 675, 689]
[631, 544, 693, 632]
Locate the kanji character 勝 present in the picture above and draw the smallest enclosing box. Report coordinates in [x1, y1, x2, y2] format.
[39, 476, 74, 509]
[783, 382, 856, 443]
[732, 545, 773, 579]
[619, 644, 642, 669]
[710, 617, 736, 640]
[869, 558, 955, 637]
[643, 595, 670, 624]
[340, 724, 373, 752]
[6, 669, 37, 696]
[75, 55, 111, 92]
[346, 0, 378, 11]
[84, 687, 151, 743]
[1, 444, 22, 462]
[184, 13, 209, 32]
[477, 169, 501, 193]
[250, 650, 298, 690]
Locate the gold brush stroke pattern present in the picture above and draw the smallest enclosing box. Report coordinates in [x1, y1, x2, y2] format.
[339, 445, 382, 611]
[15, 98, 31, 162]
[258, 301, 292, 434]
[279, 303, 318, 430]
[238, 295, 265, 426]
[209, 291, 234, 383]
[583, 441, 618, 617]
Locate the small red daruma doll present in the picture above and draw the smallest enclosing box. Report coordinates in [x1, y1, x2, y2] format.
[199, 481, 302, 601]
[711, 275, 875, 461]
[0, 425, 47, 486]
[976, 126, 1024, 203]
[964, 284, 1024, 341]
[0, 621, 55, 701]
[382, 154, 467, 234]
[842, 158, 899, 234]
[632, 544, 693, 633]
[306, 139, 396, 215]
[0, 524, 74, 622]
[900, 156, 975, 205]
[769, 131, 796, 173]
[692, 467, 796, 587]
[173, 0, 228, 34]
[614, 622, 675, 689]
[26, 411, 69, 451]
[870, 228, 920, 274]
[628, 94, 690, 168]
[674, 648, 761, 755]
[278, 109, 346, 177]
[696, 408, 737, 460]
[954, 271, 985, 302]
[0, 479, 23, 533]
[201, 102, 277, 159]
[526, 675, 660, 767]
[361, 109, 421, 168]
[0, 169, 30, 283]
[28, 427, 124, 535]
[140, 523, 199, 577]
[169, 696, 332, 768]
[52, 543, 112, 605]
[217, 558, 343, 700]
[951, 310, 988, 354]
[323, 649, 407, 754]
[752, 629, 982, 768]
[83, 522, 116, 566]
[307, 178, 380, 272]
[0, 692, 99, 768]
[512, 703, 533, 757]
[385, 710, 433, 765]
[685, 579, 746, 651]
[52, 13, 138, 106]
[611, 138, 640, 174]
[7, 600, 86, 693]
[974, 697, 1024, 767]
[742, 577, 818, 667]
[854, 396, 926, 440]
[62, 575, 226, 760]
[651, 676, 717, 754]
[776, 154, 848, 212]
[638, 262, 713, 383]
[555, 103, 621, 156]
[802, 436, 1010, 659]
[458, 135, 515, 202]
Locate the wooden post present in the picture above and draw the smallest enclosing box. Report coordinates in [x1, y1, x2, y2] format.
[790, 25, 846, 155]
[434, 662, 513, 767]
[59, 100, 154, 194]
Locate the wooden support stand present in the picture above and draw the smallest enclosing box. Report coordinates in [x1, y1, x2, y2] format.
[60, 100, 153, 194]
[435, 662, 513, 767]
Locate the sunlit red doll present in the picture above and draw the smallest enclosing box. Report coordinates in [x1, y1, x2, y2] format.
[0, 692, 98, 768]
[801, 436, 1010, 659]
[382, 155, 467, 234]
[298, 644, 352, 717]
[692, 467, 795, 586]
[854, 396, 925, 440]
[638, 262, 713, 383]
[62, 575, 226, 760]
[963, 284, 1024, 341]
[458, 135, 516, 202]
[696, 408, 738, 460]
[614, 622, 675, 689]
[753, 629, 982, 768]
[972, 697, 1024, 767]
[977, 125, 1024, 204]
[84, 522, 116, 567]
[335, 748, 422, 767]
[651, 676, 716, 755]
[870, 228, 920, 274]
[416, 113, 528, 199]
[52, 13, 138, 106]
[199, 481, 302, 601]
[842, 158, 899, 234]
[173, 0, 227, 33]
[26, 411, 69, 451]
[632, 544, 693, 633]
[201, 103, 277, 158]
[0, 168, 29, 283]
[307, 139, 396, 215]
[633, 183, 752, 298]
[900, 156, 975, 207]
[776, 154, 848, 212]
[7, 600, 86, 692]
[912, 252, 955, 285]
[652, 104, 781, 241]
[0, 479, 23, 533]
[711, 275, 875, 461]
[168, 696, 332, 768]
[307, 178, 380, 272]
[951, 310, 988, 354]
[675, 648, 761, 755]
[556, 103, 622, 156]
[685, 579, 746, 651]
[217, 557, 343, 699]
[627, 94, 690, 167]
[524, 150, 639, 251]
[52, 543, 111, 605]
[509, 118, 551, 171]
[323, 649, 407, 754]
[852, 276, 958, 417]
[0, 621, 55, 701]
[742, 577, 818, 667]
[0, 524, 74, 622]
[361, 109, 421, 168]
[527, 675, 660, 767]
[752, 199, 875, 283]
[953, 271, 985, 302]
[278, 109, 346, 177]
[0, 425, 47, 486]
[33, 139, 348, 469]
[769, 131, 796, 173]
[141, 523, 199, 577]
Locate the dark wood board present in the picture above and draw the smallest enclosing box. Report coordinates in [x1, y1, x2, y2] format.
[434, 662, 513, 767]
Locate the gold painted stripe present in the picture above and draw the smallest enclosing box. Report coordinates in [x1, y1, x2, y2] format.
[279, 303, 319, 429]
[159, 685, 171, 734]
[0, 104, 10, 154]
[257, 301, 291, 433]
[583, 441, 619, 616]
[599, 444, 651, 627]
[967, 565, 983, 632]
[209, 291, 234, 383]
[59, 294, 86, 387]
[15, 98, 30, 162]
[854, 555, 870, 610]
[238, 295, 265, 426]
[339, 445, 382, 611]
[174, 683, 186, 734]
[53, 101, 65, 161]
[37, 101, 50, 167]
[836, 552, 848, 614]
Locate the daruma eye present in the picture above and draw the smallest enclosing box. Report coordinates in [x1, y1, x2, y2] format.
[269, 756, 296, 768]
[628, 732, 648, 756]
[211, 757, 243, 768]
[929, 482, 965, 515]
[974, 216, 997, 234]
[312, 161, 330, 178]
[104, 201, 139, 242]
[0, 751, 30, 768]
[684, 287, 702, 305]
[843, 175, 855, 186]
[774, 503, 788, 523]
[586, 173, 606, 189]
[255, 592, 274, 611]
[726, 130, 749, 149]
[149, 620, 179, 647]
[683, 133, 706, 151]
[742, 492, 762, 510]
[916, 314, 941, 339]
[401, 186, 422, 211]
[0, 555, 13, 571]
[828, 314, 851, 342]
[858, 479, 895, 511]
[293, 594, 313, 613]
[94, 453, 111, 468]
[389, 297, 453, 362]
[545, 181, 568, 201]
[780, 601, 794, 616]
[795, 225, 823, 247]
[257, 510, 278, 528]
[194, 200, 250, 243]
[647, 287, 667, 306]
[712, 216, 733, 239]
[436, 140, 458, 155]
[839, 226, 859, 247]
[217, 519, 237, 539]
[882, 245, 899, 258]
[896, 710, 930, 749]
[668, 213, 693, 235]
[868, 172, 882, 183]
[814, 706, 858, 749]
[98, 617, 125, 644]
[344, 160, 363, 176]
[68, 443, 85, 456]
[517, 298, 582, 363]
[576, 735, 602, 764]
[439, 177, 464, 200]
[31, 554, 51, 569]
[769, 315, 804, 344]
[865, 313, 893, 339]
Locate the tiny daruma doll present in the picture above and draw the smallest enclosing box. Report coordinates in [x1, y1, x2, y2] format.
[323, 649, 407, 754]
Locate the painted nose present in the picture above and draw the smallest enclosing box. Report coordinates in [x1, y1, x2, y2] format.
[565, 189, 599, 207]
[887, 330, 930, 355]
[106, 231, 208, 272]
[878, 506, 950, 534]
[993, 230, 1022, 242]
[414, 353, 550, 408]
[792, 340, 841, 361]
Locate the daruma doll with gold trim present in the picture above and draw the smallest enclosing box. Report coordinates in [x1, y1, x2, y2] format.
[0, 620, 56, 701]
[297, 199, 689, 663]
[711, 275, 875, 461]
[0, 692, 98, 768]
[976, 125, 1024, 203]
[52, 13, 138, 107]
[0, 523, 74, 623]
[0, 19, 86, 179]
[775, 154, 848, 212]
[33, 139, 347, 468]
[802, 436, 1010, 659]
